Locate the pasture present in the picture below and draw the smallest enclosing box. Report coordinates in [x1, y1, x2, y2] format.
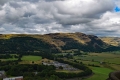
[21, 55, 42, 61]
[0, 58, 18, 61]
[19, 55, 42, 64]
[84, 67, 113, 80]
[72, 52, 120, 80]
[0, 54, 18, 61]
[74, 53, 120, 64]
[56, 70, 83, 73]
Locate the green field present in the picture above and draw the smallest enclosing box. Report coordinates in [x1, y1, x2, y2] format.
[0, 54, 18, 61]
[1, 58, 18, 61]
[105, 58, 120, 64]
[84, 67, 113, 80]
[72, 52, 120, 80]
[21, 55, 42, 61]
[74, 53, 120, 64]
[0, 55, 42, 61]
[80, 60, 100, 66]
[0, 52, 120, 79]
[110, 64, 120, 70]
[56, 70, 83, 73]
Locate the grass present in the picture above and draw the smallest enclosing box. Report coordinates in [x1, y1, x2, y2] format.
[0, 54, 18, 61]
[1, 58, 18, 61]
[109, 64, 120, 70]
[105, 58, 120, 64]
[84, 67, 113, 80]
[19, 60, 42, 64]
[56, 70, 82, 73]
[74, 53, 120, 64]
[21, 55, 42, 61]
[74, 55, 106, 61]
[80, 60, 100, 66]
[72, 52, 120, 80]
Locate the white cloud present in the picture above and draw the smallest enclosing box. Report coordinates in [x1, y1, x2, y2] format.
[0, 0, 120, 36]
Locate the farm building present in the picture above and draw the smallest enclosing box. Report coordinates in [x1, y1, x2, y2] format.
[3, 76, 23, 80]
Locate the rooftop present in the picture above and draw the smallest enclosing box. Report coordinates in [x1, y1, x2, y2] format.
[3, 76, 23, 80]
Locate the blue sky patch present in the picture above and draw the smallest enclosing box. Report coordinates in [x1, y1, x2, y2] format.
[115, 6, 120, 12]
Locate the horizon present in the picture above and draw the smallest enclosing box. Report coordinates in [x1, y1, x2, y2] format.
[0, 0, 120, 36]
[0, 32, 120, 37]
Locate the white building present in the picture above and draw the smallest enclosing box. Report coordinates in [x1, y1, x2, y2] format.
[3, 76, 23, 80]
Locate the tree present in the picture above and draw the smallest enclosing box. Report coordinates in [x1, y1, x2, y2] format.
[32, 61, 34, 64]
[18, 57, 21, 61]
[59, 66, 63, 70]
[92, 59, 94, 62]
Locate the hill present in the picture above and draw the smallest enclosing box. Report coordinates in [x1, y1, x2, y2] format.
[43, 33, 109, 52]
[100, 37, 120, 46]
[0, 33, 119, 53]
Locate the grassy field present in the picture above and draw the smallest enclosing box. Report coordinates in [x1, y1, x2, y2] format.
[72, 52, 120, 80]
[105, 58, 120, 64]
[21, 55, 42, 61]
[79, 60, 100, 66]
[74, 53, 120, 64]
[1, 58, 18, 61]
[84, 67, 113, 80]
[56, 70, 83, 73]
[0, 54, 18, 61]
[0, 55, 42, 62]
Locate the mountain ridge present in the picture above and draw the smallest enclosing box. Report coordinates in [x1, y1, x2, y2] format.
[0, 33, 119, 53]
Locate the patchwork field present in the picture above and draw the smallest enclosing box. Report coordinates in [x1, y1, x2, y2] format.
[74, 53, 120, 64]
[72, 52, 120, 80]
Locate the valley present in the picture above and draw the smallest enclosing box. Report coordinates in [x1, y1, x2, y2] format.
[0, 33, 120, 80]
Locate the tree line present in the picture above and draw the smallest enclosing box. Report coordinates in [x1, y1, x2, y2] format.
[0, 60, 92, 80]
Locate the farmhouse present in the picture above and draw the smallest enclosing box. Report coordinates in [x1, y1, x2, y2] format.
[3, 76, 23, 80]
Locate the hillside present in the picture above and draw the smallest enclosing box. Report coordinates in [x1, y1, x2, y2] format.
[43, 33, 109, 52]
[100, 37, 120, 46]
[0, 33, 118, 53]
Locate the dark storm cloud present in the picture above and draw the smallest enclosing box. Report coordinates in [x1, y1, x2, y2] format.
[0, 0, 11, 5]
[22, 0, 39, 2]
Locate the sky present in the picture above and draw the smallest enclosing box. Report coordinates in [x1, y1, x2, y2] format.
[0, 0, 120, 36]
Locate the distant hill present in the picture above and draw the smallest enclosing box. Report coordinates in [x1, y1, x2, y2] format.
[100, 37, 120, 46]
[0, 33, 119, 53]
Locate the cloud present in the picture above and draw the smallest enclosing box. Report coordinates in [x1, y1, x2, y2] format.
[0, 0, 13, 5]
[52, 0, 115, 25]
[0, 0, 120, 36]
